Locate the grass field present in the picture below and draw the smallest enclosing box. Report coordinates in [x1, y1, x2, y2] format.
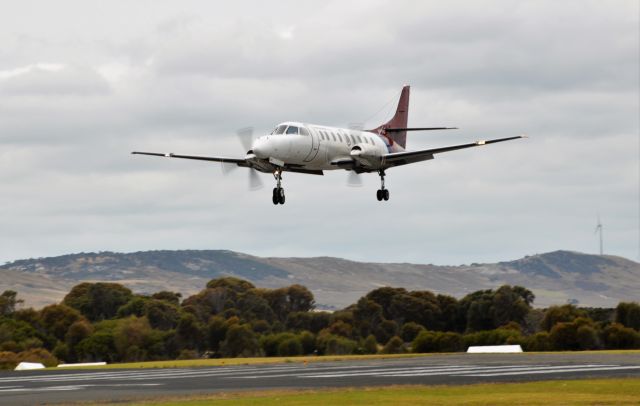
[62, 349, 640, 370]
[99, 378, 640, 405]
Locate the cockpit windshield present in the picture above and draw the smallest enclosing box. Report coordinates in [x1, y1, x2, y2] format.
[272, 125, 287, 135]
[286, 126, 299, 134]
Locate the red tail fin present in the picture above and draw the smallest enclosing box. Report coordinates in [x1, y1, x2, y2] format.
[370, 85, 410, 148]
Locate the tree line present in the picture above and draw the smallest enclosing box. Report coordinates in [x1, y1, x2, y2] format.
[1, 278, 639, 369]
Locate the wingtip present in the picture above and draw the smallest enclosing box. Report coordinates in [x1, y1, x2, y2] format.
[520, 134, 529, 138]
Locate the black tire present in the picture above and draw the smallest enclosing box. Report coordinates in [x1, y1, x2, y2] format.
[272, 194, 279, 205]
[376, 189, 383, 201]
[383, 189, 390, 201]
[280, 194, 286, 204]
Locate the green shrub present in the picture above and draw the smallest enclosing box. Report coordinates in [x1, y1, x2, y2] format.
[463, 328, 523, 348]
[412, 331, 463, 353]
[278, 337, 303, 356]
[602, 323, 640, 349]
[523, 332, 552, 351]
[362, 334, 378, 354]
[381, 336, 406, 354]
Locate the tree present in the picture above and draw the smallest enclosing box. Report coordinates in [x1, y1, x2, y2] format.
[541, 305, 585, 332]
[381, 336, 406, 354]
[220, 324, 261, 357]
[65, 320, 93, 362]
[152, 291, 182, 306]
[63, 283, 133, 321]
[145, 300, 180, 330]
[437, 294, 462, 332]
[602, 323, 640, 349]
[206, 277, 255, 294]
[116, 296, 149, 318]
[207, 316, 228, 352]
[366, 287, 408, 320]
[375, 320, 398, 344]
[491, 285, 531, 327]
[40, 304, 84, 341]
[549, 322, 576, 350]
[278, 337, 303, 356]
[400, 322, 425, 343]
[113, 316, 153, 362]
[76, 331, 116, 363]
[362, 334, 378, 354]
[616, 302, 640, 331]
[0, 291, 23, 316]
[286, 285, 315, 313]
[177, 313, 204, 351]
[352, 298, 384, 338]
[412, 331, 463, 353]
[236, 292, 275, 323]
[298, 331, 316, 354]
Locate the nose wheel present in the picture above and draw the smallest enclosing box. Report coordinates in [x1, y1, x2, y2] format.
[376, 170, 389, 201]
[272, 170, 285, 205]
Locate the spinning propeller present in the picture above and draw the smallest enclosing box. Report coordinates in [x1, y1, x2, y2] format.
[221, 127, 264, 190]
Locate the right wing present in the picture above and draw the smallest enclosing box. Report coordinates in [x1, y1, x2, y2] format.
[381, 135, 526, 168]
[131, 151, 250, 167]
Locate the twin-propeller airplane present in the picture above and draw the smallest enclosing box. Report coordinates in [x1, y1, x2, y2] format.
[133, 86, 525, 205]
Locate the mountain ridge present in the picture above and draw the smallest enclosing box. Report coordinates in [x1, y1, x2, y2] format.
[1, 249, 638, 309]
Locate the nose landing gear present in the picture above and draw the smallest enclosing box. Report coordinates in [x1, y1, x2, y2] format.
[272, 169, 285, 205]
[376, 170, 389, 201]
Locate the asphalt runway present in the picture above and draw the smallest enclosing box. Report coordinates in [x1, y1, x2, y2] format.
[1, 352, 639, 405]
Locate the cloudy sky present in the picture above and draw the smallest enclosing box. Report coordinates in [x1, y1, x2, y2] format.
[1, 0, 638, 265]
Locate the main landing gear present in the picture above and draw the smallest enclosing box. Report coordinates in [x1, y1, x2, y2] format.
[376, 170, 389, 201]
[272, 169, 285, 205]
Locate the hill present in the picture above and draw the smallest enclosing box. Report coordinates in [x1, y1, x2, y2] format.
[1, 250, 638, 309]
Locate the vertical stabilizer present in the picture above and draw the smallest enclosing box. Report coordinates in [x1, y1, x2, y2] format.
[369, 85, 410, 148]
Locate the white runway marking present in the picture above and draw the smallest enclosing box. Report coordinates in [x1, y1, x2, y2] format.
[1, 362, 638, 394]
[0, 383, 162, 393]
[460, 365, 640, 377]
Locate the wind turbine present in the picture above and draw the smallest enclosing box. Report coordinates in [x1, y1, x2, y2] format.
[595, 215, 603, 255]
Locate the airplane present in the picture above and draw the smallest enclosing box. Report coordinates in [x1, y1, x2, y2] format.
[132, 85, 525, 205]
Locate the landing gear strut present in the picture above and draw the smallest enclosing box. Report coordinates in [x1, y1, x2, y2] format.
[376, 170, 389, 202]
[272, 169, 285, 205]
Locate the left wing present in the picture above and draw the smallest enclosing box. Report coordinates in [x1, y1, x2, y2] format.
[131, 151, 250, 167]
[381, 135, 526, 168]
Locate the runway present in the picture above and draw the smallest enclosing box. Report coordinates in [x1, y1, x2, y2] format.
[0, 352, 639, 405]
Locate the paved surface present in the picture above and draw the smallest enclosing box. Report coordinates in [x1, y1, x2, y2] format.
[0, 353, 639, 405]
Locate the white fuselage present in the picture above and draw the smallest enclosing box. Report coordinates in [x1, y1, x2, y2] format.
[251, 122, 400, 172]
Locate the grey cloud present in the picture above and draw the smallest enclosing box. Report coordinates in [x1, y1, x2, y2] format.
[0, 0, 637, 266]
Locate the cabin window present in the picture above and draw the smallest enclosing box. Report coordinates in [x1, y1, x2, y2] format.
[274, 125, 287, 135]
[286, 126, 299, 134]
[356, 135, 362, 143]
[338, 134, 343, 142]
[299, 127, 310, 136]
[350, 134, 356, 144]
[331, 133, 336, 141]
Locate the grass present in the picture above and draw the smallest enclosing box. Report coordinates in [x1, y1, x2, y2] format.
[96, 378, 640, 405]
[58, 349, 640, 370]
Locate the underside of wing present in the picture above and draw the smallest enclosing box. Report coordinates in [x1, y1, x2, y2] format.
[382, 135, 526, 168]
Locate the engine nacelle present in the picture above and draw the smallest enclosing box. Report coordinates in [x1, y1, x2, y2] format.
[350, 144, 381, 168]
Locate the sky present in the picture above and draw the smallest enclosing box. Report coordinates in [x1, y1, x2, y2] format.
[0, 0, 638, 265]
